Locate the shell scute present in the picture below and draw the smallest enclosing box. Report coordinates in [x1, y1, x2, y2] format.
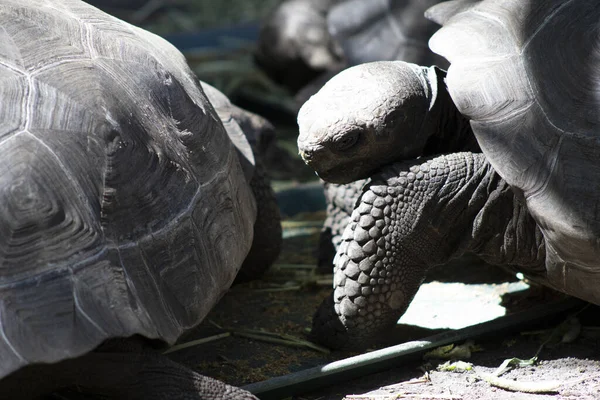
[0, 3, 87, 72]
[0, 134, 103, 282]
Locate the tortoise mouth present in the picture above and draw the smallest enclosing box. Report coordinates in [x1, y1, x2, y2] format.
[299, 142, 373, 184]
[316, 162, 370, 184]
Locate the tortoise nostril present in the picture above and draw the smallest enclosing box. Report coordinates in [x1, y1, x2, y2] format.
[299, 149, 313, 162]
[299, 144, 327, 164]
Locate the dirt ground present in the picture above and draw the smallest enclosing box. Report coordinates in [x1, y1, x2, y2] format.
[166, 204, 600, 400]
[296, 311, 600, 400]
[312, 331, 600, 400]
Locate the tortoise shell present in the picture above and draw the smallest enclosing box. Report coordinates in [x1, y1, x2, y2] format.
[428, 0, 600, 301]
[0, 0, 256, 379]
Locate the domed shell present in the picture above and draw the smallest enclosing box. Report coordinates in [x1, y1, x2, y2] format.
[0, 0, 256, 379]
[429, 0, 600, 300]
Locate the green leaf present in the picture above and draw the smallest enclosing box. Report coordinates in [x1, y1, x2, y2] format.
[494, 356, 538, 377]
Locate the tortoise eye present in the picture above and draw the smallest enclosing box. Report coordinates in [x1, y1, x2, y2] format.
[332, 130, 360, 152]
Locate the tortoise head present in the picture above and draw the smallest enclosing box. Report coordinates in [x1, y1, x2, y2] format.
[297, 61, 440, 184]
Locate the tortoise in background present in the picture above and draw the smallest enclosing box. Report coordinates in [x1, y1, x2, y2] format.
[0, 0, 280, 398]
[327, 0, 448, 69]
[255, 0, 447, 99]
[254, 0, 344, 93]
[298, 0, 600, 349]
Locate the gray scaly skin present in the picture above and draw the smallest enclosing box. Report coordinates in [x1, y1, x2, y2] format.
[298, 62, 545, 349]
[311, 153, 545, 349]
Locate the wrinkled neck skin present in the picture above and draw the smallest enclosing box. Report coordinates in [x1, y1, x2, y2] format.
[419, 67, 479, 155]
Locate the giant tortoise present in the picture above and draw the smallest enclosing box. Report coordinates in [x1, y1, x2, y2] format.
[297, 0, 600, 349]
[255, 0, 447, 97]
[254, 0, 344, 93]
[0, 0, 280, 398]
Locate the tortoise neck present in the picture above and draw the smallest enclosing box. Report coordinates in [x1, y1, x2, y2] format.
[421, 67, 479, 156]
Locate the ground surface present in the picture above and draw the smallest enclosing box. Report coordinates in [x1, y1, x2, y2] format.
[166, 207, 600, 400]
[79, 3, 600, 399]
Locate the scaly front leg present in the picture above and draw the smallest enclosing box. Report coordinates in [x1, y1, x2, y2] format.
[311, 152, 546, 349]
